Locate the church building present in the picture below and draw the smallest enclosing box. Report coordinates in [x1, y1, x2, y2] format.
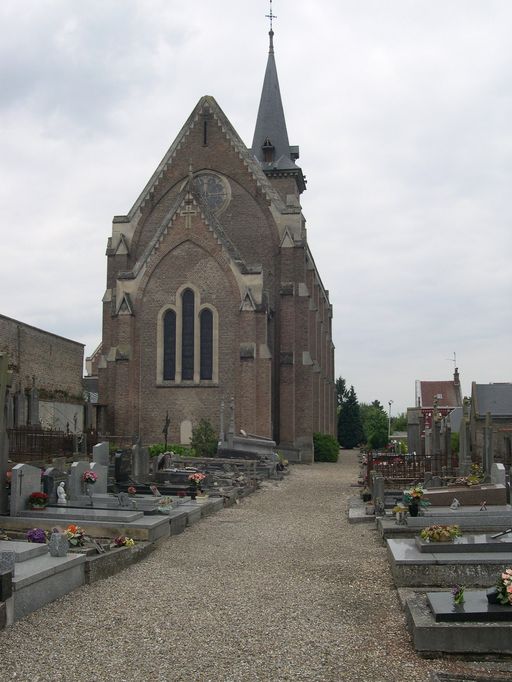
[97, 26, 336, 463]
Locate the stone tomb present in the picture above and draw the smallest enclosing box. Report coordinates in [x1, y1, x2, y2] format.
[387, 536, 512, 587]
[404, 589, 512, 655]
[377, 506, 512, 540]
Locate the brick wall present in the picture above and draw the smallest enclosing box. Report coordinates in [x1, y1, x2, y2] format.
[0, 314, 84, 397]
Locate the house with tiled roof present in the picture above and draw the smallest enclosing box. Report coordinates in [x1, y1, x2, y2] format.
[407, 369, 463, 457]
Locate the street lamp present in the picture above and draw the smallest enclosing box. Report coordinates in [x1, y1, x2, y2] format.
[388, 400, 393, 440]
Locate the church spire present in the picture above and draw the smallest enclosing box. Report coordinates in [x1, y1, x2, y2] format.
[251, 3, 305, 192]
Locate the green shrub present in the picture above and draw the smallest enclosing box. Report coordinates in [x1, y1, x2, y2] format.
[148, 443, 194, 458]
[313, 432, 339, 462]
[190, 419, 218, 457]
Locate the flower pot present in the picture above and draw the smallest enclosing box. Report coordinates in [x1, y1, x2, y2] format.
[30, 505, 47, 510]
[408, 502, 419, 517]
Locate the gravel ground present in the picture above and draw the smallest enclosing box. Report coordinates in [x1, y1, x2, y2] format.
[1, 451, 511, 681]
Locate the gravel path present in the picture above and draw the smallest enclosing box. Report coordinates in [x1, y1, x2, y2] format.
[1, 452, 510, 681]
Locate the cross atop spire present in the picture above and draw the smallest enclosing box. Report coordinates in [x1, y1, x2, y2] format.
[266, 0, 277, 31]
[266, 0, 277, 52]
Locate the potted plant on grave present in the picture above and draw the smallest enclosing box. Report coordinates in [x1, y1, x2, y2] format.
[188, 472, 206, 500]
[403, 485, 428, 517]
[392, 504, 408, 524]
[112, 535, 135, 548]
[452, 584, 465, 605]
[26, 527, 48, 543]
[493, 567, 512, 605]
[420, 524, 462, 543]
[27, 492, 49, 510]
[65, 524, 87, 547]
[82, 470, 98, 486]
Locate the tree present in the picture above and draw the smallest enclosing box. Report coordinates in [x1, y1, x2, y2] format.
[391, 412, 407, 433]
[335, 376, 348, 410]
[360, 401, 389, 450]
[338, 385, 363, 448]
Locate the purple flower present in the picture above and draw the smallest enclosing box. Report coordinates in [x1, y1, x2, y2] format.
[26, 528, 47, 544]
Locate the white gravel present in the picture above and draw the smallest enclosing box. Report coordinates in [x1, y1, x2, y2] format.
[0, 451, 510, 681]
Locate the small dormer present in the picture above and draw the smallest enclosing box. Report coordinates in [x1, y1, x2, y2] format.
[262, 137, 275, 163]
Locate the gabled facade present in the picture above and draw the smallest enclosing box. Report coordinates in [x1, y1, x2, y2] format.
[97, 30, 335, 462]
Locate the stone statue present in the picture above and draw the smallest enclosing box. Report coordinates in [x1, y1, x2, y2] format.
[57, 481, 67, 505]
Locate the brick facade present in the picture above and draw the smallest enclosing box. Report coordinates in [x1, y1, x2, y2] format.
[98, 96, 335, 462]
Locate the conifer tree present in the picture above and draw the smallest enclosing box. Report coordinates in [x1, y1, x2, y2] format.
[338, 385, 363, 448]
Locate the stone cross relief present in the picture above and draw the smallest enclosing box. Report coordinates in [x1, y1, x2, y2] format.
[180, 196, 197, 229]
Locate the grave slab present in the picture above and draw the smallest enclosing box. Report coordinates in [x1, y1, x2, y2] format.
[427, 591, 512, 622]
[416, 533, 512, 553]
[387, 538, 512, 587]
[404, 591, 512, 655]
[17, 507, 144, 523]
[0, 541, 47, 562]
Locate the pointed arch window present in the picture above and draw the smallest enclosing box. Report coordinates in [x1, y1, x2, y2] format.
[200, 309, 213, 380]
[159, 287, 218, 385]
[181, 289, 195, 381]
[163, 310, 176, 380]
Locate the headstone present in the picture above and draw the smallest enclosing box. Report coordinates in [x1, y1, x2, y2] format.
[114, 451, 131, 483]
[491, 463, 506, 487]
[373, 475, 385, 506]
[132, 444, 149, 480]
[92, 442, 110, 467]
[89, 462, 108, 494]
[10, 463, 42, 516]
[68, 461, 90, 500]
[431, 475, 442, 488]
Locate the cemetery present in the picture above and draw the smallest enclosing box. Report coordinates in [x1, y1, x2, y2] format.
[353, 441, 512, 658]
[0, 353, 286, 629]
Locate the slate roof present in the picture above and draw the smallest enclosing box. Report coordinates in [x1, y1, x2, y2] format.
[420, 381, 461, 408]
[473, 383, 512, 417]
[251, 30, 298, 172]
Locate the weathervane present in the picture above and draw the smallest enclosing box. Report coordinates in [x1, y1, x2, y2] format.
[266, 0, 277, 31]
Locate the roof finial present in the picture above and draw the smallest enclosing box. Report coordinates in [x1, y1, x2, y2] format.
[266, 0, 277, 53]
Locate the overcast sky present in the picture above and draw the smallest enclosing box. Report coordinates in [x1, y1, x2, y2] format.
[1, 1, 511, 416]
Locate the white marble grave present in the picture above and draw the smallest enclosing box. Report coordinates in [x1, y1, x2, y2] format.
[92, 441, 109, 467]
